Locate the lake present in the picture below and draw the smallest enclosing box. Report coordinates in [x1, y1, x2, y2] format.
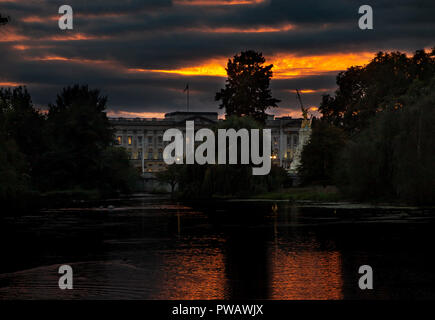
[0, 195, 434, 299]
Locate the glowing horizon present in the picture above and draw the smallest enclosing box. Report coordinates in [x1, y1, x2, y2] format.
[174, 0, 267, 6]
[128, 52, 377, 79]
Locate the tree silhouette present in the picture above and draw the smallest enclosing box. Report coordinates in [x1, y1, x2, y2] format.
[215, 50, 280, 124]
[0, 13, 10, 25]
[319, 49, 435, 134]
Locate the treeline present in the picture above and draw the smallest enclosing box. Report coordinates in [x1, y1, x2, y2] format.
[299, 49, 435, 204]
[0, 84, 139, 211]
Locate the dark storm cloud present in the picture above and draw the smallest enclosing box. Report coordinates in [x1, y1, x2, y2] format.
[1, 0, 434, 115]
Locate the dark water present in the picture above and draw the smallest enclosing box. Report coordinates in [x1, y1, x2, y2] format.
[0, 195, 434, 300]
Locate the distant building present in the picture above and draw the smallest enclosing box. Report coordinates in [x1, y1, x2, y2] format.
[109, 111, 302, 172]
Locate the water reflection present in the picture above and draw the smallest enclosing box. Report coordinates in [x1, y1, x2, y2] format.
[0, 196, 434, 299]
[156, 247, 227, 299]
[270, 245, 343, 299]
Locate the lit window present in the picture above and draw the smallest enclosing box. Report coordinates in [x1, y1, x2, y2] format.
[128, 136, 132, 145]
[116, 136, 122, 145]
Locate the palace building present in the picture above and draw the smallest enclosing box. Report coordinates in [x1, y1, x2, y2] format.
[109, 111, 303, 173]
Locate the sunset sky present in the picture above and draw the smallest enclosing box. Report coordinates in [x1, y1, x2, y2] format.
[1, 0, 434, 118]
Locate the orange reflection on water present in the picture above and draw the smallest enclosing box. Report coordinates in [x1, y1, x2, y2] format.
[270, 248, 343, 299]
[156, 247, 227, 299]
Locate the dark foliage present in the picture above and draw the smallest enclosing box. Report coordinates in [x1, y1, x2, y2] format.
[299, 120, 346, 186]
[0, 85, 139, 211]
[319, 49, 435, 134]
[215, 50, 280, 124]
[336, 76, 435, 204]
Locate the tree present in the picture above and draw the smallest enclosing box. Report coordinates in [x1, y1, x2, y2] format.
[336, 76, 435, 204]
[0, 86, 46, 193]
[0, 84, 139, 208]
[40, 85, 129, 191]
[299, 120, 346, 186]
[319, 49, 435, 134]
[155, 165, 181, 197]
[0, 133, 31, 208]
[100, 147, 139, 194]
[0, 86, 46, 160]
[215, 50, 280, 124]
[0, 87, 36, 209]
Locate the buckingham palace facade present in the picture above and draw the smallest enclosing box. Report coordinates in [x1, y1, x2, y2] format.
[109, 111, 303, 173]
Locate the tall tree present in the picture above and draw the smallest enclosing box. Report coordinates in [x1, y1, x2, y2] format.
[333, 74, 435, 204]
[0, 86, 37, 208]
[299, 120, 346, 186]
[41, 85, 115, 190]
[0, 86, 46, 173]
[319, 49, 435, 134]
[215, 50, 280, 124]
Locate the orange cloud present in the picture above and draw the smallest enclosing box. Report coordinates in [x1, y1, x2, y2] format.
[33, 56, 71, 62]
[287, 89, 333, 94]
[174, 0, 266, 6]
[186, 23, 295, 33]
[29, 56, 111, 65]
[107, 111, 166, 118]
[12, 44, 30, 50]
[12, 44, 53, 50]
[21, 13, 129, 23]
[0, 82, 22, 87]
[43, 33, 101, 41]
[0, 30, 29, 42]
[128, 62, 226, 77]
[128, 52, 376, 79]
[271, 52, 375, 78]
[19, 50, 376, 84]
[21, 15, 58, 23]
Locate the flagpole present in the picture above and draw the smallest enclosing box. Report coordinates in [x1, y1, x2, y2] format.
[184, 83, 190, 111]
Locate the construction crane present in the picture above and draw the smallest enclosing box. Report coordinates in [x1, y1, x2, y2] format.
[295, 89, 308, 119]
[295, 89, 311, 128]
